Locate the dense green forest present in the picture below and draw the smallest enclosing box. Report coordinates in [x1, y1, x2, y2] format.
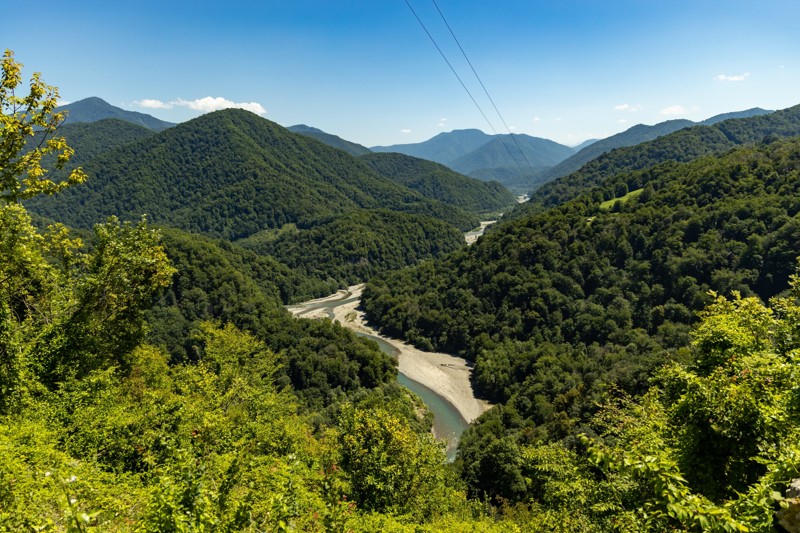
[4, 51, 800, 531]
[363, 137, 800, 508]
[27, 108, 479, 238]
[236, 209, 465, 290]
[514, 103, 800, 215]
[359, 152, 516, 213]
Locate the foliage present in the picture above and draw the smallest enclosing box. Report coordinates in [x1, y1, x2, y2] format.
[364, 137, 800, 502]
[359, 152, 516, 213]
[0, 49, 87, 203]
[238, 209, 465, 288]
[27, 108, 478, 237]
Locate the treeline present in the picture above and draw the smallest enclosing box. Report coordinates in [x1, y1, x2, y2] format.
[360, 152, 516, 213]
[362, 137, 800, 502]
[237, 209, 465, 290]
[516, 102, 800, 214]
[27, 108, 479, 238]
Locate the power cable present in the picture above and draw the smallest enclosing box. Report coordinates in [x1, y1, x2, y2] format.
[402, 0, 526, 175]
[430, 0, 539, 185]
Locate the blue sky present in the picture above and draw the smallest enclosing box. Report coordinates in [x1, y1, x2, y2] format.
[4, 0, 799, 146]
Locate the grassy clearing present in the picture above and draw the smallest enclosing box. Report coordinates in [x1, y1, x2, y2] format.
[599, 187, 644, 210]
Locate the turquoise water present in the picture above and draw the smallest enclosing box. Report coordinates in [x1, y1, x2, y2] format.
[291, 288, 471, 461]
[354, 332, 468, 461]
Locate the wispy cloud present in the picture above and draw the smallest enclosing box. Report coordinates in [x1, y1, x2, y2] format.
[532, 116, 541, 122]
[401, 128, 412, 133]
[617, 119, 629, 124]
[134, 98, 172, 109]
[133, 96, 267, 115]
[614, 103, 642, 112]
[660, 104, 688, 116]
[438, 117, 448, 127]
[714, 72, 750, 82]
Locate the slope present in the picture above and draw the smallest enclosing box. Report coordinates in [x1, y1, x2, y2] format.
[520, 103, 800, 212]
[362, 137, 800, 500]
[371, 129, 493, 165]
[539, 109, 773, 186]
[27, 108, 479, 239]
[359, 152, 516, 213]
[448, 134, 574, 190]
[57, 96, 175, 131]
[288, 124, 372, 156]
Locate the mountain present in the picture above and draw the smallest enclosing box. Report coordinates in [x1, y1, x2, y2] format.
[57, 97, 175, 131]
[359, 152, 516, 213]
[287, 124, 372, 156]
[49, 118, 157, 166]
[447, 134, 575, 191]
[27, 108, 478, 239]
[362, 136, 800, 503]
[700, 107, 772, 125]
[572, 138, 598, 151]
[519, 103, 800, 212]
[539, 119, 695, 184]
[371, 129, 493, 165]
[538, 109, 774, 186]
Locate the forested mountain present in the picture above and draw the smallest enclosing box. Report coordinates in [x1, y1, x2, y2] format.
[518, 103, 800, 212]
[27, 108, 479, 238]
[700, 106, 772, 125]
[538, 119, 694, 184]
[57, 96, 175, 131]
[236, 209, 465, 288]
[359, 152, 516, 213]
[288, 124, 372, 156]
[371, 128, 493, 165]
[51, 118, 157, 165]
[539, 108, 773, 185]
[362, 136, 800, 504]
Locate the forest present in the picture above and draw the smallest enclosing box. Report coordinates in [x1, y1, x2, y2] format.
[3, 49, 800, 531]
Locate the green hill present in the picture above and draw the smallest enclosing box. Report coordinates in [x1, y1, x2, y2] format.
[237, 209, 465, 287]
[288, 124, 372, 156]
[371, 129, 493, 165]
[57, 96, 175, 131]
[49, 118, 157, 166]
[361, 137, 800, 501]
[517, 103, 800, 214]
[27, 109, 479, 239]
[359, 152, 516, 213]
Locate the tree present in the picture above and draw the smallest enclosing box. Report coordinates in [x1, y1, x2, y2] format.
[1, 49, 86, 203]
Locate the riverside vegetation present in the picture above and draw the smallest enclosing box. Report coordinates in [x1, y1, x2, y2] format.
[3, 50, 800, 531]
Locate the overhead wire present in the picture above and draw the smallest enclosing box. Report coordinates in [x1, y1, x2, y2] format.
[430, 0, 538, 179]
[402, 0, 527, 176]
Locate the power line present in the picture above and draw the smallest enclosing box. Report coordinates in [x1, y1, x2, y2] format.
[430, 0, 537, 176]
[402, 0, 526, 175]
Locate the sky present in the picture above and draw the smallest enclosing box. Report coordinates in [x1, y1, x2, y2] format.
[3, 0, 800, 147]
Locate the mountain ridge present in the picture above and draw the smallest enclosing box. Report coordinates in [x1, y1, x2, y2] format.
[57, 96, 175, 131]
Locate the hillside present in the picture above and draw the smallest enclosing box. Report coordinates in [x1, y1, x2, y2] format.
[371, 128, 493, 165]
[448, 134, 574, 191]
[288, 124, 372, 156]
[49, 118, 157, 166]
[362, 137, 800, 502]
[517, 103, 800, 213]
[27, 109, 479, 239]
[237, 209, 466, 287]
[359, 152, 516, 213]
[539, 109, 773, 185]
[57, 96, 175, 131]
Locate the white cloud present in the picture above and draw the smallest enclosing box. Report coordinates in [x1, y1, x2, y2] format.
[714, 72, 750, 82]
[532, 116, 541, 122]
[660, 104, 688, 116]
[173, 97, 266, 115]
[57, 99, 71, 106]
[134, 98, 173, 109]
[617, 119, 629, 124]
[401, 128, 412, 133]
[132, 96, 267, 115]
[614, 103, 642, 112]
[438, 117, 448, 127]
[509, 126, 517, 131]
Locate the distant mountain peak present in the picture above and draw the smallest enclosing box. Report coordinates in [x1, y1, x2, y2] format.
[56, 97, 175, 132]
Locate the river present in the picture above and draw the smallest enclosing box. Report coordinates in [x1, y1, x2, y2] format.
[287, 284, 490, 460]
